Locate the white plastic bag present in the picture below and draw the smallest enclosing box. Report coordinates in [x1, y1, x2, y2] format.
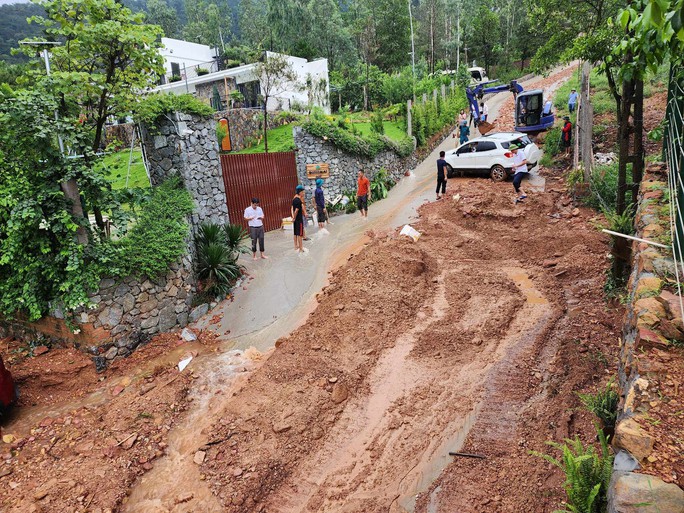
[400, 224, 421, 242]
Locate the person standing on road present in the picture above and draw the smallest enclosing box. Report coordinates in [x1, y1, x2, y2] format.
[458, 122, 470, 144]
[436, 150, 448, 200]
[568, 89, 578, 113]
[458, 109, 468, 125]
[244, 198, 268, 260]
[292, 185, 305, 252]
[313, 178, 328, 229]
[561, 115, 573, 156]
[357, 169, 370, 219]
[479, 101, 488, 122]
[509, 144, 528, 204]
[543, 98, 553, 116]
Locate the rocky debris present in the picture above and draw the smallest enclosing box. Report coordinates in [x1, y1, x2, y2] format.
[613, 418, 654, 462]
[189, 304, 209, 323]
[610, 472, 684, 513]
[32, 346, 49, 357]
[181, 328, 197, 342]
[331, 383, 349, 404]
[194, 451, 206, 464]
[175, 492, 194, 504]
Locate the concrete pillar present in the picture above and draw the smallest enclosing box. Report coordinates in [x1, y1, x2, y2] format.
[433, 89, 438, 103]
[441, 84, 446, 100]
[407, 100, 412, 137]
[422, 93, 427, 104]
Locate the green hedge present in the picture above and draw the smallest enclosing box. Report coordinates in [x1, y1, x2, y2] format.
[134, 93, 214, 130]
[302, 118, 414, 158]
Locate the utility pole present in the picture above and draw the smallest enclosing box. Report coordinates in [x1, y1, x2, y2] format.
[456, 7, 460, 71]
[19, 41, 64, 154]
[408, 0, 416, 100]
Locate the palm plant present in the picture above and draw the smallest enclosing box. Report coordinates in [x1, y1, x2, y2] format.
[196, 243, 241, 297]
[196, 222, 225, 247]
[223, 223, 249, 253]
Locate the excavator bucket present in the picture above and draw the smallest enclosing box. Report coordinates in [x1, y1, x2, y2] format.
[477, 121, 495, 135]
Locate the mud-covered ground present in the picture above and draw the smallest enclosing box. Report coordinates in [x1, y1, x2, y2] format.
[198, 169, 623, 513]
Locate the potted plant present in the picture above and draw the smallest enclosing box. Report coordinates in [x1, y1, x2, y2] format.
[170, 74, 181, 83]
[196, 67, 209, 76]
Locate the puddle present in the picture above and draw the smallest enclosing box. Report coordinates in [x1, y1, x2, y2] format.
[508, 270, 549, 305]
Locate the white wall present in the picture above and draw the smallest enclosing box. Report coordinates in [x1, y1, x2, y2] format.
[264, 52, 330, 114]
[160, 37, 215, 77]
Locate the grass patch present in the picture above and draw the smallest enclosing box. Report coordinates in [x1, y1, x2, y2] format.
[235, 124, 295, 154]
[353, 121, 406, 142]
[101, 149, 149, 189]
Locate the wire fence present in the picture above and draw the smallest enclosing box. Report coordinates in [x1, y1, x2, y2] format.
[663, 64, 684, 320]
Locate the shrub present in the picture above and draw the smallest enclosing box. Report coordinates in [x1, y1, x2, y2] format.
[170, 74, 181, 83]
[117, 177, 194, 278]
[370, 168, 390, 201]
[134, 93, 214, 130]
[223, 223, 249, 253]
[194, 222, 243, 298]
[196, 67, 209, 76]
[532, 432, 613, 513]
[578, 380, 619, 431]
[370, 108, 385, 135]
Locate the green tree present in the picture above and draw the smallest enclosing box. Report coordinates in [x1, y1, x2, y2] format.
[24, 0, 165, 233]
[146, 0, 180, 38]
[253, 52, 299, 152]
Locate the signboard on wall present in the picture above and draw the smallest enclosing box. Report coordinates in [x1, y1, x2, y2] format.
[306, 163, 330, 179]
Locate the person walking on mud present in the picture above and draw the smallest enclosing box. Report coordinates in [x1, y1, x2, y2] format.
[561, 116, 572, 156]
[292, 185, 306, 252]
[244, 198, 268, 260]
[509, 144, 528, 204]
[357, 169, 370, 219]
[436, 150, 448, 200]
[313, 178, 328, 230]
[458, 122, 470, 144]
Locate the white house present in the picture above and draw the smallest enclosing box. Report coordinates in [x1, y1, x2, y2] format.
[159, 37, 219, 81]
[153, 41, 330, 114]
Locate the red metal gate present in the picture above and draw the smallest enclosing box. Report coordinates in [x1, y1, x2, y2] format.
[220, 152, 299, 232]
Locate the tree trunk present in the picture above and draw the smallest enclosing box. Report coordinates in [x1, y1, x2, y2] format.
[61, 179, 89, 245]
[617, 78, 634, 216]
[631, 79, 644, 206]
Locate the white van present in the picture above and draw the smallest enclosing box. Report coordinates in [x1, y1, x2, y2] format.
[468, 66, 488, 83]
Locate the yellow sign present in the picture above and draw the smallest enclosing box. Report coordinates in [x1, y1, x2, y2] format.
[306, 163, 330, 179]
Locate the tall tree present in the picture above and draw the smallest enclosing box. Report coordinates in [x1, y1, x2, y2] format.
[146, 0, 179, 38]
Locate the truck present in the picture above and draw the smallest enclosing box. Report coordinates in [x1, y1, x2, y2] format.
[466, 80, 554, 134]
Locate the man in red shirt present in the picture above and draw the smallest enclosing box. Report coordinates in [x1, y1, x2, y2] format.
[357, 169, 370, 218]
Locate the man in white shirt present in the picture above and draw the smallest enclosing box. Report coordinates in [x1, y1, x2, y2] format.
[543, 99, 553, 116]
[479, 101, 488, 122]
[509, 143, 528, 204]
[244, 198, 268, 260]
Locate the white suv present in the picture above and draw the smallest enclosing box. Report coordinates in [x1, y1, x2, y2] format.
[444, 132, 541, 181]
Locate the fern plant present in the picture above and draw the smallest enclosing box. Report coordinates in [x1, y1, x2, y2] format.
[578, 380, 619, 431]
[532, 431, 613, 513]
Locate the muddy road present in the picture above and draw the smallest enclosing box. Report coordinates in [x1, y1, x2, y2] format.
[0, 65, 624, 513]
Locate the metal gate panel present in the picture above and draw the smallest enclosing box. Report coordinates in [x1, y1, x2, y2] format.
[220, 152, 299, 232]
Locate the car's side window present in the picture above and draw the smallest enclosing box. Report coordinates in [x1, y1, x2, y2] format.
[476, 141, 496, 152]
[457, 143, 476, 155]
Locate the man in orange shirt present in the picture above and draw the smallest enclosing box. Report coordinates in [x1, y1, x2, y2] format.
[357, 169, 370, 218]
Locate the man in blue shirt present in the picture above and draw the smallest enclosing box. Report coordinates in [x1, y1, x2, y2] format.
[314, 178, 327, 229]
[568, 89, 578, 113]
[436, 150, 448, 200]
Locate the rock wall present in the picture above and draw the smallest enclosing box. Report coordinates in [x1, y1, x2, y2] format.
[140, 112, 229, 230]
[293, 127, 418, 199]
[609, 163, 684, 511]
[214, 108, 291, 153]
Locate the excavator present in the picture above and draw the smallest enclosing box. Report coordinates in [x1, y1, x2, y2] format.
[466, 80, 554, 135]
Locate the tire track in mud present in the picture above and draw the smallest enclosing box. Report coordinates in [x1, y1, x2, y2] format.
[262, 263, 552, 513]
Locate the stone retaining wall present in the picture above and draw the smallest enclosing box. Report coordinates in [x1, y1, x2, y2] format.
[293, 123, 456, 199]
[609, 163, 684, 512]
[140, 112, 229, 230]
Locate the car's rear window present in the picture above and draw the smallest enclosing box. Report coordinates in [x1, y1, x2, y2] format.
[501, 136, 532, 149]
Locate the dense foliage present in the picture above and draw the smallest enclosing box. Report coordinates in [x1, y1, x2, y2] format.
[134, 92, 215, 130]
[194, 222, 244, 298]
[117, 177, 193, 278]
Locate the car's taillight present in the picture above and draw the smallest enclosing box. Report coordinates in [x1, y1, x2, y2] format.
[504, 152, 513, 158]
